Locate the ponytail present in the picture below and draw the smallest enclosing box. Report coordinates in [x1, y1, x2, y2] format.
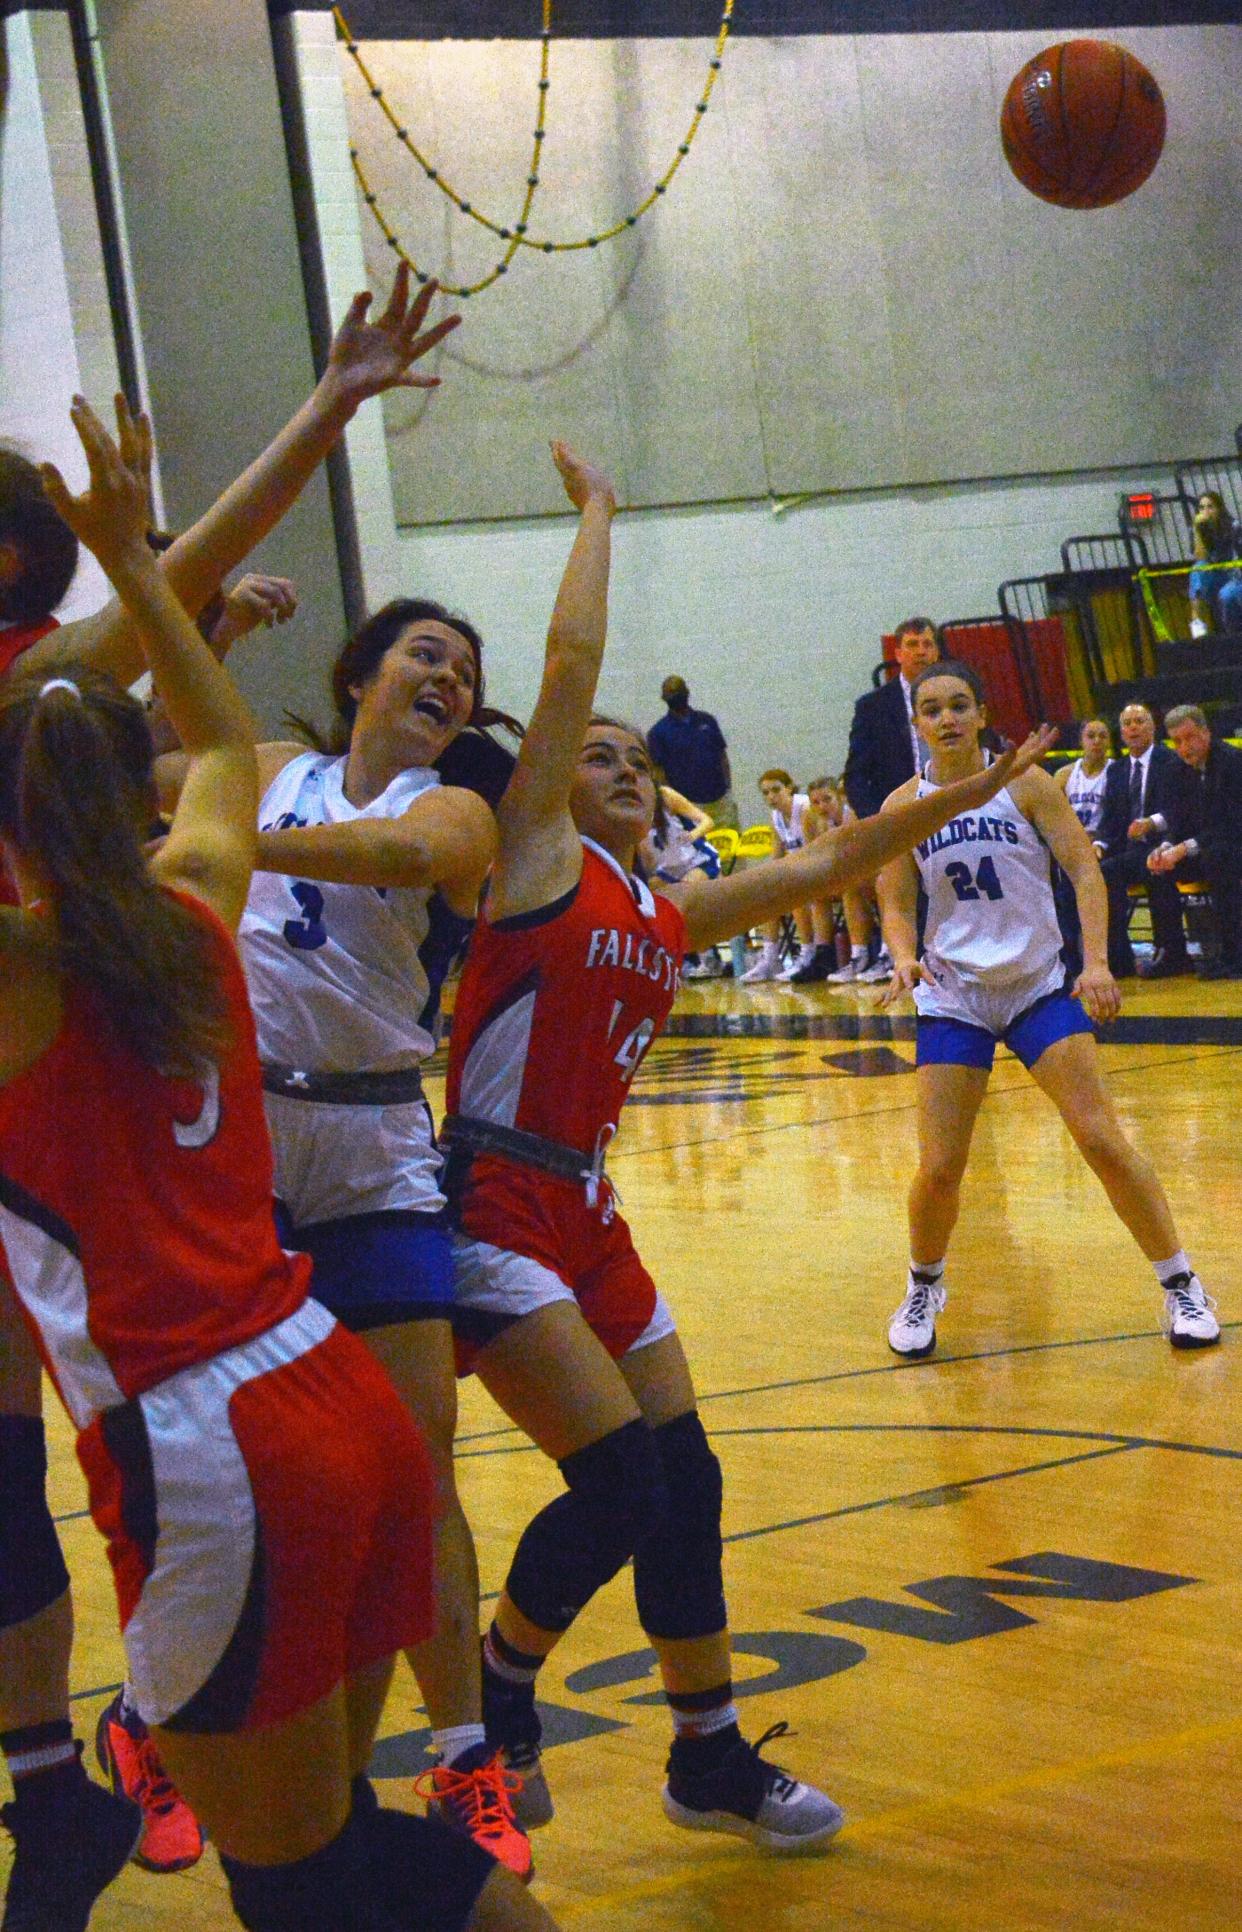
[0, 671, 230, 1077]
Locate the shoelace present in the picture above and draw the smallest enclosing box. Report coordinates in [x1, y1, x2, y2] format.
[903, 1280, 944, 1323]
[1164, 1275, 1215, 1324]
[749, 1722, 800, 1801]
[129, 1736, 182, 1817]
[415, 1758, 524, 1842]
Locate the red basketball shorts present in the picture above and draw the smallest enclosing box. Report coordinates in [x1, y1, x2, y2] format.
[77, 1300, 435, 1732]
[451, 1157, 675, 1371]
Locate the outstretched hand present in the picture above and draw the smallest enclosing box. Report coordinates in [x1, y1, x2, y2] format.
[952, 725, 1060, 805]
[41, 397, 152, 571]
[551, 440, 616, 515]
[326, 263, 461, 404]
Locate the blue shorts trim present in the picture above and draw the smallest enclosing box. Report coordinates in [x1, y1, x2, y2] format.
[272, 1206, 455, 1330]
[916, 1015, 997, 1070]
[916, 990, 1093, 1073]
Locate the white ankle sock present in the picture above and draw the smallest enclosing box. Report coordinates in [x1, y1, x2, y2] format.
[433, 1723, 487, 1766]
[909, 1258, 945, 1287]
[1154, 1250, 1191, 1286]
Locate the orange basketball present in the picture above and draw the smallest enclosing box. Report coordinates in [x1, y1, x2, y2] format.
[1000, 39, 1166, 209]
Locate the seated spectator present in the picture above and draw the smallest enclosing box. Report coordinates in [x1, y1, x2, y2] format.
[642, 784, 728, 978]
[1148, 704, 1242, 979]
[805, 775, 878, 982]
[1056, 718, 1114, 836]
[1189, 492, 1242, 638]
[740, 770, 833, 983]
[647, 675, 737, 829]
[642, 783, 715, 881]
[1095, 703, 1188, 978]
[1052, 719, 1113, 973]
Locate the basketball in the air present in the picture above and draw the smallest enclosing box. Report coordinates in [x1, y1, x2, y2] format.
[1000, 39, 1166, 209]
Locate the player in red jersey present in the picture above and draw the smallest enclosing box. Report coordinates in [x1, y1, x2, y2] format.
[0, 402, 556, 1932]
[444, 444, 1057, 1855]
[0, 271, 465, 1887]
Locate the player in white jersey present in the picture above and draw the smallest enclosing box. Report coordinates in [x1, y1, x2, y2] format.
[877, 662, 1220, 1358]
[158, 594, 532, 1878]
[741, 772, 834, 982]
[1057, 717, 1113, 836]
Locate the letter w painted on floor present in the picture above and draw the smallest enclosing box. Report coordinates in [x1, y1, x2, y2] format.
[807, 1552, 1196, 1644]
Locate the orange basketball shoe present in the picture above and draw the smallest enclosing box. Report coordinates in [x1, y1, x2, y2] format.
[95, 1694, 203, 1874]
[417, 1747, 532, 1882]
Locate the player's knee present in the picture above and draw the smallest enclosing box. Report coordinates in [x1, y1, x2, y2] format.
[1068, 1108, 1124, 1170]
[559, 1414, 666, 1546]
[633, 1410, 726, 1642]
[506, 1418, 665, 1633]
[918, 1150, 967, 1194]
[0, 1416, 70, 1629]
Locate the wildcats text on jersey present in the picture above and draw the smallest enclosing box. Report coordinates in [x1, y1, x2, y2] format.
[585, 926, 681, 991]
[917, 814, 1021, 861]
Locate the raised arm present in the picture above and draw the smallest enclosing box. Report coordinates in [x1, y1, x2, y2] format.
[41, 401, 258, 934]
[670, 729, 1058, 950]
[486, 445, 617, 920]
[22, 268, 459, 686]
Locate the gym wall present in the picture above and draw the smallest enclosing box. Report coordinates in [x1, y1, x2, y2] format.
[4, 5, 1238, 784]
[282, 10, 1239, 777]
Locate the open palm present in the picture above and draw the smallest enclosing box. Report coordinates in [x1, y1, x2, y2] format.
[327, 263, 461, 402]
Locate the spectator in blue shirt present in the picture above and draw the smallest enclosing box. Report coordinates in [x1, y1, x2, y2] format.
[647, 675, 737, 829]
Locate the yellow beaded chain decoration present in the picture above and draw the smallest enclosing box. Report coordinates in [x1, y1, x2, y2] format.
[334, 1, 735, 299]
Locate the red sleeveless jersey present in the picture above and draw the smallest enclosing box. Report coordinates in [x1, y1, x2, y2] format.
[0, 895, 310, 1429]
[447, 839, 686, 1156]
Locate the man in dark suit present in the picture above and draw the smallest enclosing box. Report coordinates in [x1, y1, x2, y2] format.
[1148, 704, 1242, 978]
[843, 616, 941, 819]
[1094, 703, 1188, 978]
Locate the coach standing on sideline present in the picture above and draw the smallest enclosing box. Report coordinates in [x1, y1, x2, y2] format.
[843, 617, 942, 819]
[647, 675, 738, 830]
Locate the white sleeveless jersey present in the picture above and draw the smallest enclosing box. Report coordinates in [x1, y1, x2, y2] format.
[912, 766, 1063, 989]
[1064, 758, 1111, 836]
[646, 812, 713, 882]
[772, 793, 811, 852]
[240, 753, 464, 1072]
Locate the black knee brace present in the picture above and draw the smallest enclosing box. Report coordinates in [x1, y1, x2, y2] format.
[0, 1417, 70, 1629]
[633, 1410, 726, 1641]
[363, 1805, 496, 1932]
[221, 1820, 373, 1932]
[505, 1417, 666, 1634]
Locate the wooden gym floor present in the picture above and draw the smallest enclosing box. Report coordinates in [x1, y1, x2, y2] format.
[27, 974, 1242, 1929]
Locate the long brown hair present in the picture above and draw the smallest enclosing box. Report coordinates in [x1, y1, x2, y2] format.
[286, 597, 522, 752]
[284, 598, 524, 808]
[0, 670, 230, 1076]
